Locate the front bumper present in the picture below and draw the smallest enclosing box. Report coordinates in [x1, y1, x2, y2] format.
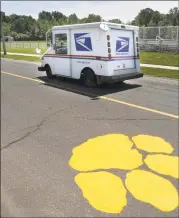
[38, 66, 46, 71]
[97, 72, 144, 84]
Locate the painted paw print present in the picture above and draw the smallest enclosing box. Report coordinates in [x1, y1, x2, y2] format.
[69, 134, 179, 214]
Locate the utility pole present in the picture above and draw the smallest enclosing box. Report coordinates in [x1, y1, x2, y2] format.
[1, 13, 6, 55]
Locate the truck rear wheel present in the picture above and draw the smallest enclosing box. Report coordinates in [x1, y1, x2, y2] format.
[82, 69, 97, 88]
[46, 65, 56, 79]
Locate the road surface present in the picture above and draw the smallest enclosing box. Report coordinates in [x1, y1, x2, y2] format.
[1, 59, 178, 217]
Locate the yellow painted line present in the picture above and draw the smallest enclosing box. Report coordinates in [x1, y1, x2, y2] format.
[1, 71, 45, 84]
[100, 96, 179, 119]
[1, 71, 178, 119]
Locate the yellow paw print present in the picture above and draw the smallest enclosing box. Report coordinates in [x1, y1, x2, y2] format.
[69, 134, 179, 214]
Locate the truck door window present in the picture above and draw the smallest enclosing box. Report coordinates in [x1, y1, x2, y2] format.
[55, 33, 68, 54]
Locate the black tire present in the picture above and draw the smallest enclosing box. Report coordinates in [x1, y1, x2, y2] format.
[46, 65, 56, 79]
[82, 69, 97, 88]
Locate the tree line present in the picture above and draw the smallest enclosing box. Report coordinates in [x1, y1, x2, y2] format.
[1, 7, 178, 41]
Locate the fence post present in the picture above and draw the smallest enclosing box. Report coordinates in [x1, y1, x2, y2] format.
[159, 27, 160, 38]
[143, 28, 145, 39]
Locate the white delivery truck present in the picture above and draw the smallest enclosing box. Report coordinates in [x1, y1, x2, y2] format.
[38, 22, 143, 87]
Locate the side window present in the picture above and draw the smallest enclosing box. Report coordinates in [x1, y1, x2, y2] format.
[55, 33, 68, 54]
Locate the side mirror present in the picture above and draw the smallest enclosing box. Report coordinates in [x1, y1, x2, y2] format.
[36, 48, 41, 54]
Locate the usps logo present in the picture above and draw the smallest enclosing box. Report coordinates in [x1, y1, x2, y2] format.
[74, 33, 92, 52]
[116, 37, 129, 54]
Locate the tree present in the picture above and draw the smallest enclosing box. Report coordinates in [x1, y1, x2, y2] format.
[108, 19, 122, 24]
[3, 22, 11, 35]
[2, 7, 178, 41]
[133, 8, 154, 26]
[150, 11, 163, 26]
[1, 11, 5, 22]
[167, 7, 179, 26]
[68, 13, 78, 24]
[131, 18, 139, 26]
[85, 14, 102, 23]
[158, 15, 172, 26]
[38, 11, 52, 21]
[52, 11, 64, 21]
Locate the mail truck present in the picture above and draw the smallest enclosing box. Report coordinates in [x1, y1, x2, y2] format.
[38, 22, 143, 87]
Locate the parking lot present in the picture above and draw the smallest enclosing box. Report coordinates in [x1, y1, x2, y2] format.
[1, 58, 178, 217]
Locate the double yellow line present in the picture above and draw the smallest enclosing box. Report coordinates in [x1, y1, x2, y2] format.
[1, 71, 178, 119]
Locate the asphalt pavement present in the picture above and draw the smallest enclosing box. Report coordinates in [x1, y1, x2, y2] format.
[1, 59, 179, 217]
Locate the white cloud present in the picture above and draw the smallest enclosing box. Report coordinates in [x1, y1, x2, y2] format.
[1, 1, 178, 23]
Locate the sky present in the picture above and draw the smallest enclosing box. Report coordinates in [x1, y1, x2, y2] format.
[1, 1, 178, 23]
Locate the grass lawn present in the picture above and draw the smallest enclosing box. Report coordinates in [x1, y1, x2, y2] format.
[1, 46, 178, 67]
[1, 54, 40, 62]
[1, 54, 178, 80]
[141, 67, 178, 79]
[1, 47, 46, 54]
[140, 52, 179, 67]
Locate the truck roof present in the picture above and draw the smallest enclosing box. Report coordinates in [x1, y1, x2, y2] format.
[52, 22, 139, 31]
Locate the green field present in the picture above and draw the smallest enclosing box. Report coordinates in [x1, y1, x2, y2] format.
[1, 43, 179, 67]
[1, 54, 40, 62]
[1, 42, 178, 80]
[140, 52, 179, 67]
[140, 67, 178, 79]
[1, 47, 46, 54]
[1, 54, 178, 80]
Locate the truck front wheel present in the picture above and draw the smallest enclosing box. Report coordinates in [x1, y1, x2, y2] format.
[45, 65, 56, 79]
[82, 69, 97, 88]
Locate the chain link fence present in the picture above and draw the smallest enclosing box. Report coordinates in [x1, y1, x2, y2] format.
[139, 26, 178, 40]
[1, 41, 46, 49]
[139, 26, 179, 53]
